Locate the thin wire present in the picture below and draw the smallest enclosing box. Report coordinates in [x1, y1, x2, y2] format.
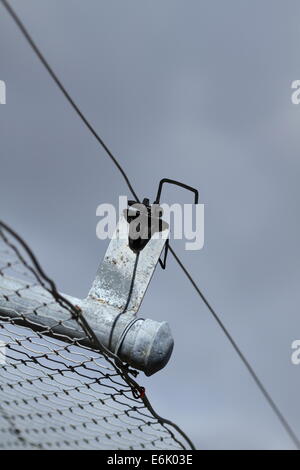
[168, 243, 300, 449]
[2, 0, 299, 450]
[0, 0, 140, 204]
[0, 403, 33, 448]
[108, 252, 140, 350]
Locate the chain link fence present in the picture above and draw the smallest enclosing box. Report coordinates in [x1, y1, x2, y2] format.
[0, 221, 194, 450]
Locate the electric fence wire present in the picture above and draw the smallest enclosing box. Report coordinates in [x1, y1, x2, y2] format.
[1, 0, 299, 449]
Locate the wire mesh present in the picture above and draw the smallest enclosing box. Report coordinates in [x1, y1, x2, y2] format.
[0, 221, 193, 450]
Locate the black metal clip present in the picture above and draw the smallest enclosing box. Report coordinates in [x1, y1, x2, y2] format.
[126, 179, 199, 269]
[124, 198, 168, 254]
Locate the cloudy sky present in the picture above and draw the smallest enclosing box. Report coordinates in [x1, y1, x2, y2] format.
[1, 0, 300, 449]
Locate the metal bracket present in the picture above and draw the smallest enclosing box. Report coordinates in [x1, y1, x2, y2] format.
[89, 213, 168, 314]
[0, 211, 173, 376]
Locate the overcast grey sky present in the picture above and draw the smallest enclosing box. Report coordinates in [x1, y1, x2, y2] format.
[1, 0, 300, 449]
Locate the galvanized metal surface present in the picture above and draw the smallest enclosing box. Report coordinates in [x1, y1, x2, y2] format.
[89, 215, 169, 313]
[0, 274, 173, 376]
